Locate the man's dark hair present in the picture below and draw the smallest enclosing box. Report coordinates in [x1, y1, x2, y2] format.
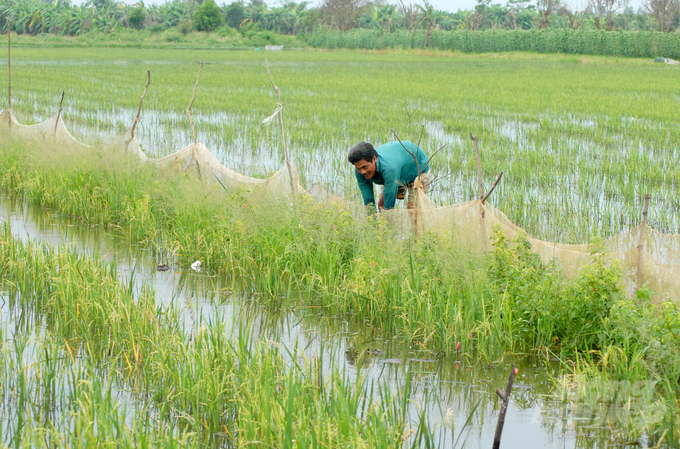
[348, 142, 378, 164]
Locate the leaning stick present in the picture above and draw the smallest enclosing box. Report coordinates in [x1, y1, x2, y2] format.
[54, 91, 64, 137]
[390, 128, 422, 175]
[128, 70, 151, 145]
[470, 134, 484, 200]
[492, 365, 517, 449]
[265, 58, 295, 194]
[186, 63, 203, 145]
[481, 171, 504, 204]
[636, 194, 651, 290]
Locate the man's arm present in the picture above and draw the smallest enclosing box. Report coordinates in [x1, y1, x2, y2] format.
[355, 170, 375, 206]
[381, 170, 399, 210]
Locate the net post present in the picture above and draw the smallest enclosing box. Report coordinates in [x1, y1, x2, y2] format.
[127, 70, 151, 149]
[265, 58, 296, 195]
[636, 194, 651, 290]
[414, 184, 424, 238]
[481, 171, 504, 204]
[470, 133, 483, 200]
[54, 91, 64, 137]
[492, 365, 517, 449]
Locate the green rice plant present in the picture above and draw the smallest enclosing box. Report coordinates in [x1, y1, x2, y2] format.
[2, 46, 679, 243]
[0, 222, 433, 447]
[2, 46, 680, 445]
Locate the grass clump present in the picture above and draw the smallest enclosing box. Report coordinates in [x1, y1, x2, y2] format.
[486, 227, 680, 443]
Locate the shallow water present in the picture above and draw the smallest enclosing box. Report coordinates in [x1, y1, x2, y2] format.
[0, 196, 662, 448]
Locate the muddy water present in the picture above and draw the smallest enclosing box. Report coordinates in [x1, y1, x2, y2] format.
[0, 197, 658, 448]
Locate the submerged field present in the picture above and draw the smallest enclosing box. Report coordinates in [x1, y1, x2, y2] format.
[1, 47, 680, 447]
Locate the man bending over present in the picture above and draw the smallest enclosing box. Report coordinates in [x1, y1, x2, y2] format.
[348, 141, 430, 211]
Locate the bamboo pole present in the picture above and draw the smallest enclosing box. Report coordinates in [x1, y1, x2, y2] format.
[470, 133, 483, 200]
[127, 70, 151, 149]
[186, 63, 203, 146]
[636, 194, 651, 290]
[265, 58, 296, 195]
[130, 70, 150, 138]
[492, 365, 518, 449]
[54, 91, 64, 137]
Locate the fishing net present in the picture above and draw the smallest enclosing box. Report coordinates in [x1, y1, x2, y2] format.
[385, 188, 680, 302]
[154, 142, 304, 194]
[0, 108, 89, 149]
[1, 109, 678, 302]
[1, 109, 304, 195]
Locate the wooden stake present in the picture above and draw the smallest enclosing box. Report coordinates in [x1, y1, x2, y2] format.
[54, 91, 64, 137]
[481, 171, 504, 204]
[186, 63, 203, 145]
[265, 58, 296, 195]
[636, 194, 651, 290]
[129, 70, 150, 145]
[492, 365, 517, 449]
[470, 133, 484, 200]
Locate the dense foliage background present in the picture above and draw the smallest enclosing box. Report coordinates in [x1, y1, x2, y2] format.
[0, 0, 677, 40]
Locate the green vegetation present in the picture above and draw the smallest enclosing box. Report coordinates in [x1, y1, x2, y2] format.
[1, 0, 679, 59]
[0, 219, 431, 447]
[2, 47, 680, 445]
[308, 28, 680, 58]
[1, 133, 679, 444]
[0, 0, 672, 39]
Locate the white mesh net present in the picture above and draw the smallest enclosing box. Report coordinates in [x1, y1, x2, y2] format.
[1, 108, 678, 302]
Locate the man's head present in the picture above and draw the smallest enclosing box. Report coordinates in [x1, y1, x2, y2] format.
[348, 142, 379, 179]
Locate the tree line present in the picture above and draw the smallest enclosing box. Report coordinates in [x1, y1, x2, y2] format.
[0, 0, 678, 39]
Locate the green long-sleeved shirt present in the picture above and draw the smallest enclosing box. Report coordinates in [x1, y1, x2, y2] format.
[354, 141, 429, 210]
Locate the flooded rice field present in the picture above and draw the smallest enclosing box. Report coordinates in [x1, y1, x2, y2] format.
[4, 49, 680, 243]
[0, 197, 662, 448]
[1, 49, 679, 447]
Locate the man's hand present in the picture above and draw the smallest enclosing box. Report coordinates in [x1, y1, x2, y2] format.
[378, 193, 385, 211]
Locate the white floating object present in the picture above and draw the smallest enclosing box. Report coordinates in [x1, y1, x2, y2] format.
[191, 260, 202, 272]
[265, 45, 284, 51]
